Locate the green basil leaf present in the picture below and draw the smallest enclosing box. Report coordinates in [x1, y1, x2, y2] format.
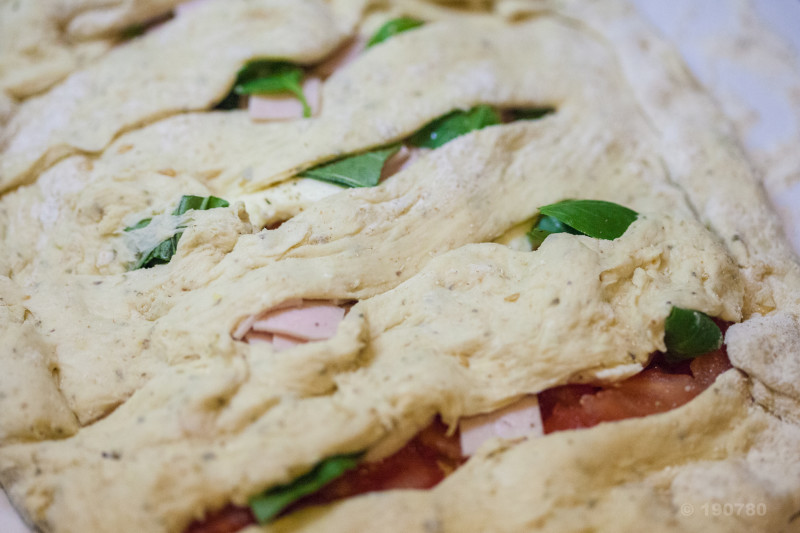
[233, 61, 311, 117]
[407, 105, 501, 149]
[124, 218, 152, 232]
[535, 214, 580, 235]
[214, 91, 241, 111]
[128, 195, 228, 270]
[526, 214, 581, 249]
[172, 195, 229, 216]
[526, 228, 549, 250]
[301, 145, 400, 188]
[234, 61, 299, 90]
[537, 199, 638, 240]
[236, 69, 301, 94]
[367, 17, 424, 47]
[664, 307, 723, 361]
[504, 107, 556, 122]
[133, 233, 181, 270]
[249, 454, 361, 524]
[120, 24, 145, 40]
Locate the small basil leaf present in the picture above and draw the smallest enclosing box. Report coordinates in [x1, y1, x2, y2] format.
[172, 195, 229, 216]
[119, 13, 171, 41]
[538, 200, 638, 241]
[301, 145, 400, 188]
[234, 61, 297, 88]
[526, 214, 581, 249]
[214, 91, 241, 111]
[504, 107, 556, 122]
[133, 233, 181, 270]
[120, 24, 145, 40]
[407, 105, 501, 149]
[124, 218, 152, 232]
[367, 17, 424, 47]
[236, 69, 301, 94]
[664, 307, 723, 361]
[233, 61, 310, 117]
[249, 454, 361, 524]
[128, 195, 228, 270]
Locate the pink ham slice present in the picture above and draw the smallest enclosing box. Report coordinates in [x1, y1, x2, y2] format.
[252, 302, 344, 340]
[312, 37, 366, 79]
[243, 331, 273, 344]
[235, 300, 345, 351]
[242, 332, 304, 352]
[242, 331, 304, 351]
[459, 396, 543, 456]
[271, 334, 304, 351]
[232, 299, 301, 340]
[248, 77, 321, 121]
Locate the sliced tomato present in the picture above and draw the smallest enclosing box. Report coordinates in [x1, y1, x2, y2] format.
[184, 506, 254, 533]
[416, 417, 464, 463]
[184, 419, 462, 533]
[537, 384, 598, 432]
[689, 347, 732, 388]
[540, 343, 732, 434]
[298, 418, 463, 506]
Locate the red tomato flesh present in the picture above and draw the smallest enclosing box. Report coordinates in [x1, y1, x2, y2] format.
[539, 346, 732, 434]
[185, 506, 255, 533]
[296, 418, 464, 508]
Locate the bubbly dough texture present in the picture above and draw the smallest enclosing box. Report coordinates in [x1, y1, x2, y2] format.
[1, 1, 800, 532]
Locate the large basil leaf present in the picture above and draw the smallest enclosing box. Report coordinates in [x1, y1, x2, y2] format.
[537, 200, 638, 241]
[301, 145, 400, 188]
[527, 214, 581, 249]
[407, 105, 501, 149]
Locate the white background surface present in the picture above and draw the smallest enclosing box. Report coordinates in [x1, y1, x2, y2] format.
[632, 0, 800, 253]
[2, 1, 799, 531]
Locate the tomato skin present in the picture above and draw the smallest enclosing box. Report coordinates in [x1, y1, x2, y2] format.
[689, 348, 732, 388]
[301, 418, 463, 505]
[538, 384, 600, 432]
[184, 506, 255, 533]
[416, 417, 464, 463]
[540, 345, 732, 434]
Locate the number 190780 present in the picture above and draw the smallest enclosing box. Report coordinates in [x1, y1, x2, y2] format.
[701, 502, 767, 516]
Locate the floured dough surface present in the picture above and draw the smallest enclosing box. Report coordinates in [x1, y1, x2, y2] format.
[1, 1, 800, 533]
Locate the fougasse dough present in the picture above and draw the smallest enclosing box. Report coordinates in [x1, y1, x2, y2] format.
[1, 1, 800, 532]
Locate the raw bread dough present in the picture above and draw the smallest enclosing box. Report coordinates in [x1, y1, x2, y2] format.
[1, 1, 799, 532]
